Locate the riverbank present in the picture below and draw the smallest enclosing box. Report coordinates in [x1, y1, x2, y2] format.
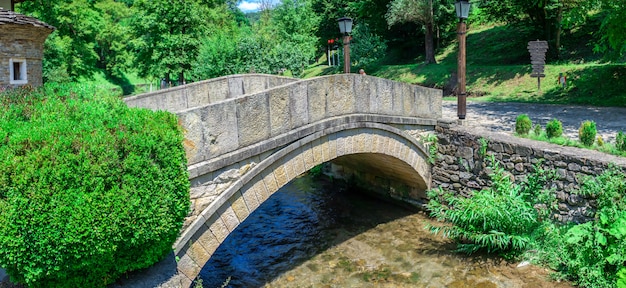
[0, 173, 573, 288]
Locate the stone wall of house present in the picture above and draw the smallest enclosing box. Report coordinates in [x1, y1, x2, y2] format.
[0, 24, 51, 87]
[433, 120, 626, 223]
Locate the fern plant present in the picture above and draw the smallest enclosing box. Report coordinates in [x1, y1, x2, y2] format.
[618, 267, 626, 288]
[421, 133, 438, 164]
[617, 131, 626, 152]
[427, 156, 555, 255]
[533, 167, 626, 288]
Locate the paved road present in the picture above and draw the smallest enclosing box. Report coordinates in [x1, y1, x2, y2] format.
[442, 101, 626, 143]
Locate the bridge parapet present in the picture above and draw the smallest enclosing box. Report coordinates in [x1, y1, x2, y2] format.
[179, 74, 442, 167]
[123, 74, 297, 112]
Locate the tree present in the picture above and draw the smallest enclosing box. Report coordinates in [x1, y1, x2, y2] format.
[350, 24, 388, 69]
[386, 0, 447, 64]
[130, 0, 210, 84]
[17, 0, 102, 81]
[267, 0, 321, 74]
[476, 0, 599, 59]
[596, 0, 626, 58]
[94, 0, 134, 79]
[191, 4, 244, 79]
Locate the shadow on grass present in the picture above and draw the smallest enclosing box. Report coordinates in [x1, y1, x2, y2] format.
[105, 72, 135, 96]
[302, 63, 340, 79]
[540, 65, 626, 107]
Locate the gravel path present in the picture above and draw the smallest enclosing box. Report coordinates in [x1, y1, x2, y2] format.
[442, 101, 626, 143]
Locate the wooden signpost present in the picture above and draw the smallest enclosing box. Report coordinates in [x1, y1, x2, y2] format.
[527, 40, 548, 91]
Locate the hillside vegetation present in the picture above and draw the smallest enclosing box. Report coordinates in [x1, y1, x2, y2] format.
[306, 21, 626, 107]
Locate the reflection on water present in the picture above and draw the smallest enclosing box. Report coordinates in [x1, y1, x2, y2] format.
[199, 175, 571, 288]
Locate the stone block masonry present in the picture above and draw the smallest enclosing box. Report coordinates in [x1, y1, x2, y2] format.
[123, 74, 298, 112]
[0, 10, 54, 87]
[434, 120, 626, 223]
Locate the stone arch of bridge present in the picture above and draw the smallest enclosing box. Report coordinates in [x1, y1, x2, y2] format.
[172, 122, 431, 284]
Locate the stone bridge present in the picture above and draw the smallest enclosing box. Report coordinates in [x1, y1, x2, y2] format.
[124, 73, 443, 286]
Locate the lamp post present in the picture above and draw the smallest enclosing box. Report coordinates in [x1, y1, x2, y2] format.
[455, 0, 470, 120]
[338, 17, 353, 73]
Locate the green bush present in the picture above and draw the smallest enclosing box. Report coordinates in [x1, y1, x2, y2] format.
[545, 119, 563, 138]
[533, 124, 542, 136]
[617, 131, 626, 152]
[426, 157, 555, 255]
[0, 84, 190, 287]
[578, 120, 597, 146]
[515, 114, 532, 135]
[534, 167, 626, 288]
[618, 267, 626, 288]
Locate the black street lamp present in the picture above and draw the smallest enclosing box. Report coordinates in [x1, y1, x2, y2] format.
[455, 0, 470, 120]
[338, 17, 353, 74]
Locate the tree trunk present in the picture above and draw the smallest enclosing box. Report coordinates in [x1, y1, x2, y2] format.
[555, 4, 563, 59]
[424, 22, 436, 64]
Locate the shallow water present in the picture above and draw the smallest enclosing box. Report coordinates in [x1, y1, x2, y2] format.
[199, 175, 571, 288]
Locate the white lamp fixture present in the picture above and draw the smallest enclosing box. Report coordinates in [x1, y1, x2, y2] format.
[337, 17, 353, 35]
[455, 0, 471, 20]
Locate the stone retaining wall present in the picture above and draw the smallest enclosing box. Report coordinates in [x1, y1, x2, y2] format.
[434, 120, 626, 223]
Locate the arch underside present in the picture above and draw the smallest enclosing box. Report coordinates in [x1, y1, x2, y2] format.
[172, 122, 432, 285]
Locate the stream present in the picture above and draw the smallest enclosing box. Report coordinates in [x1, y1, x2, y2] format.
[198, 174, 572, 288]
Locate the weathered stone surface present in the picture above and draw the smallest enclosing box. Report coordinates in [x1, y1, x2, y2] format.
[208, 79, 229, 102]
[195, 225, 221, 256]
[354, 75, 374, 112]
[236, 93, 271, 147]
[568, 162, 581, 172]
[269, 86, 291, 136]
[307, 77, 328, 122]
[251, 178, 270, 203]
[176, 254, 201, 280]
[179, 111, 203, 164]
[186, 241, 211, 268]
[434, 125, 626, 223]
[327, 75, 356, 117]
[219, 206, 241, 232]
[243, 76, 267, 96]
[456, 147, 474, 160]
[125, 74, 297, 112]
[289, 81, 309, 128]
[207, 215, 229, 242]
[372, 77, 394, 114]
[303, 144, 316, 170]
[228, 190, 251, 222]
[199, 101, 238, 162]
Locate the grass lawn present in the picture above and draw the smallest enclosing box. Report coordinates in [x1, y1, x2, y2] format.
[304, 23, 626, 108]
[77, 70, 154, 97]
